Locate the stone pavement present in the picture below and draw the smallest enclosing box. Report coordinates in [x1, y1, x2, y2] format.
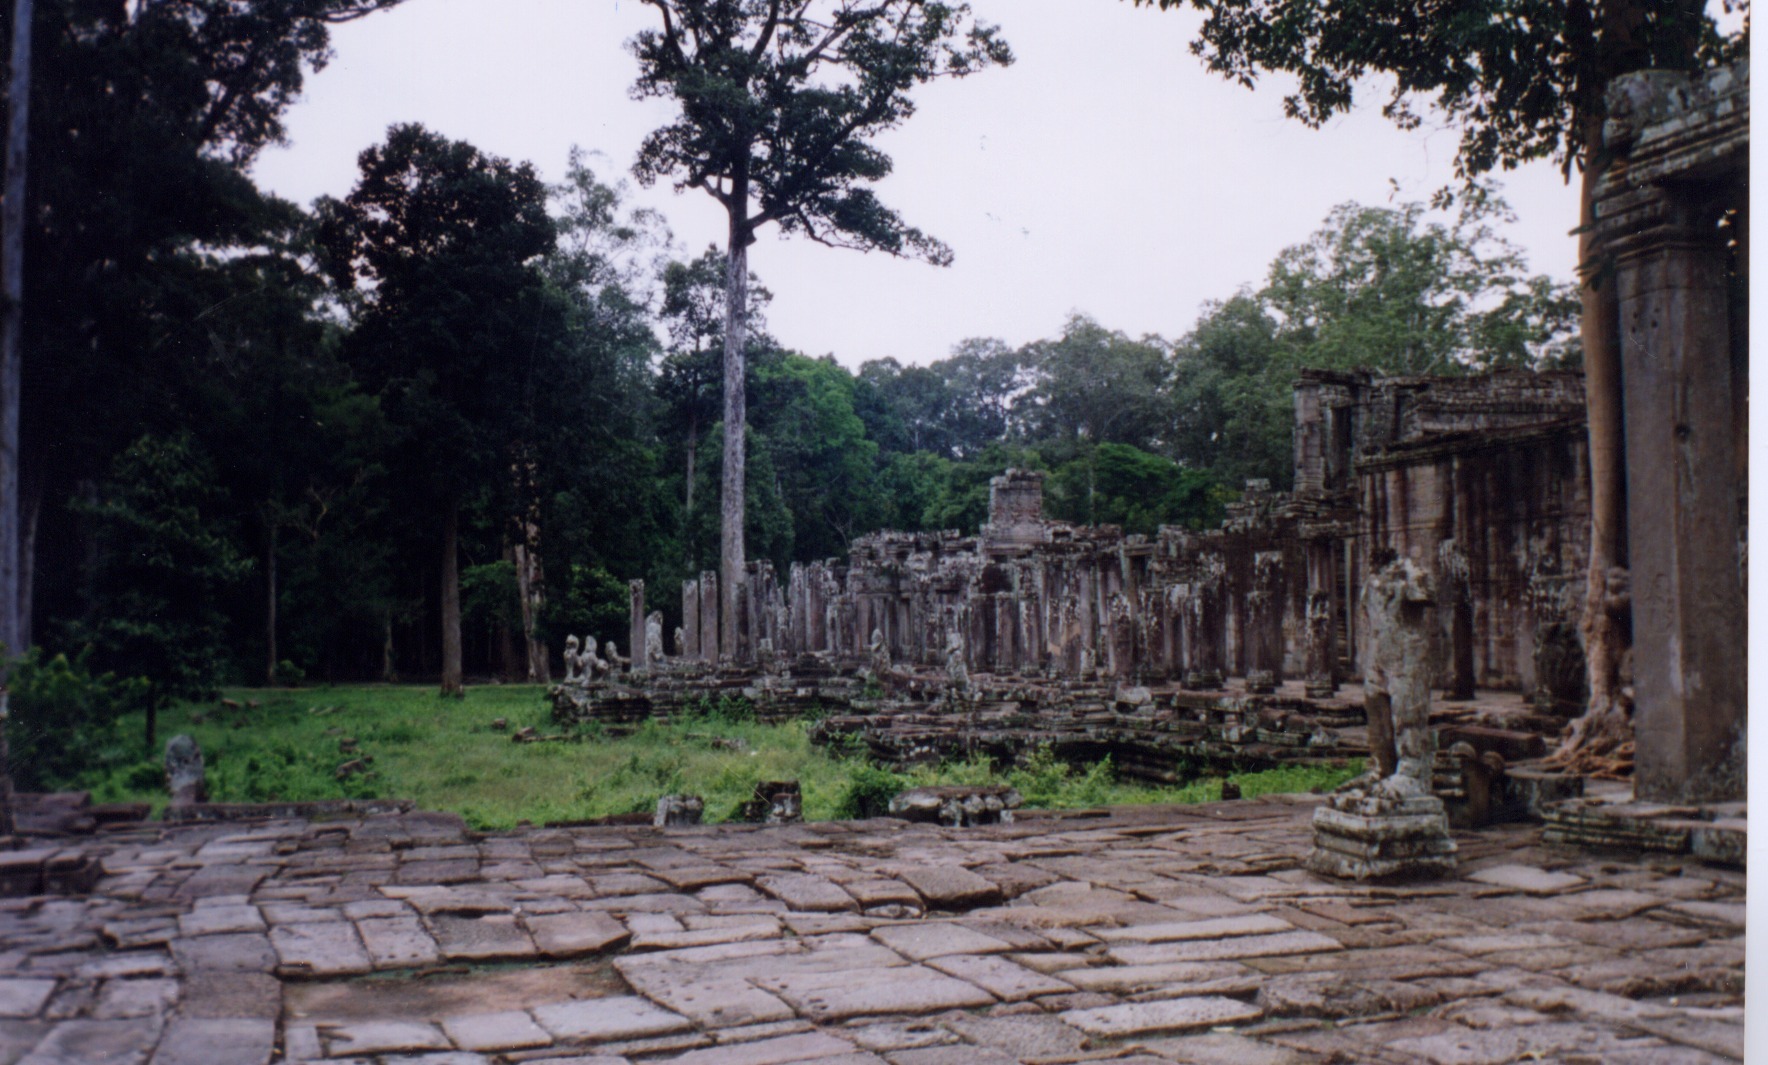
[0, 795, 1745, 1064]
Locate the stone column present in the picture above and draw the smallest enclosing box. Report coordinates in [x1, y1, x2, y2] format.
[1613, 194, 1746, 803]
[628, 579, 647, 675]
[681, 579, 701, 662]
[1303, 540, 1338, 697]
[1437, 540, 1475, 701]
[698, 571, 719, 664]
[1245, 550, 1285, 691]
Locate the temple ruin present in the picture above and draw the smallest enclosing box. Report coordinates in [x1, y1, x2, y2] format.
[658, 367, 1595, 702]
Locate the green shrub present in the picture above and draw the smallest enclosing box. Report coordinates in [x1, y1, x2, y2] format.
[4, 649, 152, 791]
[835, 761, 909, 819]
[272, 660, 307, 686]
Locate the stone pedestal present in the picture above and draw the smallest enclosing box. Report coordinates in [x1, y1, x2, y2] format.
[1307, 791, 1457, 881]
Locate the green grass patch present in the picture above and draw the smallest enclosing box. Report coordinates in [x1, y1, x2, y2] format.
[84, 684, 1361, 830]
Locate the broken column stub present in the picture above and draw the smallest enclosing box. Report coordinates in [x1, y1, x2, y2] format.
[1309, 558, 1457, 881]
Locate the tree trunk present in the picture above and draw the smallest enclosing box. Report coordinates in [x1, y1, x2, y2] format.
[440, 501, 464, 696]
[511, 538, 548, 683]
[0, 0, 28, 661]
[684, 416, 696, 522]
[0, 0, 34, 840]
[381, 614, 397, 682]
[264, 520, 278, 685]
[1552, 123, 1632, 770]
[16, 474, 34, 650]
[719, 186, 750, 661]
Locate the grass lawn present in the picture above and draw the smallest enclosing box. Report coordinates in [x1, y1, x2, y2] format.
[83, 684, 1360, 830]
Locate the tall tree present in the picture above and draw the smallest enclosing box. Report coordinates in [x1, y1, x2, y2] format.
[1134, 0, 1741, 760]
[628, 0, 1011, 658]
[317, 124, 556, 696]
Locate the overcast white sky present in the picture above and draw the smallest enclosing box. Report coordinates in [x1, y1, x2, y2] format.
[251, 0, 1585, 369]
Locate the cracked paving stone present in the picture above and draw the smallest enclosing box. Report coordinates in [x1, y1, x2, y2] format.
[146, 1017, 275, 1065]
[439, 1010, 553, 1052]
[1060, 995, 1264, 1037]
[532, 995, 692, 1043]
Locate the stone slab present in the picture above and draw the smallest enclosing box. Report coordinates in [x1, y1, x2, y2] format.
[17, 1017, 161, 1065]
[924, 953, 1074, 1001]
[0, 980, 56, 1019]
[147, 1018, 275, 1065]
[871, 922, 1013, 961]
[440, 1010, 554, 1052]
[754, 874, 857, 913]
[1092, 912, 1293, 942]
[270, 922, 372, 976]
[893, 866, 1001, 910]
[532, 995, 692, 1043]
[754, 964, 995, 1021]
[322, 1019, 450, 1055]
[428, 914, 538, 961]
[525, 912, 631, 958]
[1465, 864, 1588, 895]
[1060, 995, 1264, 1037]
[1107, 930, 1343, 965]
[659, 1031, 858, 1064]
[355, 916, 441, 968]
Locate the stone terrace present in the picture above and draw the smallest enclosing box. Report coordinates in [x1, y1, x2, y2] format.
[0, 797, 1744, 1064]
